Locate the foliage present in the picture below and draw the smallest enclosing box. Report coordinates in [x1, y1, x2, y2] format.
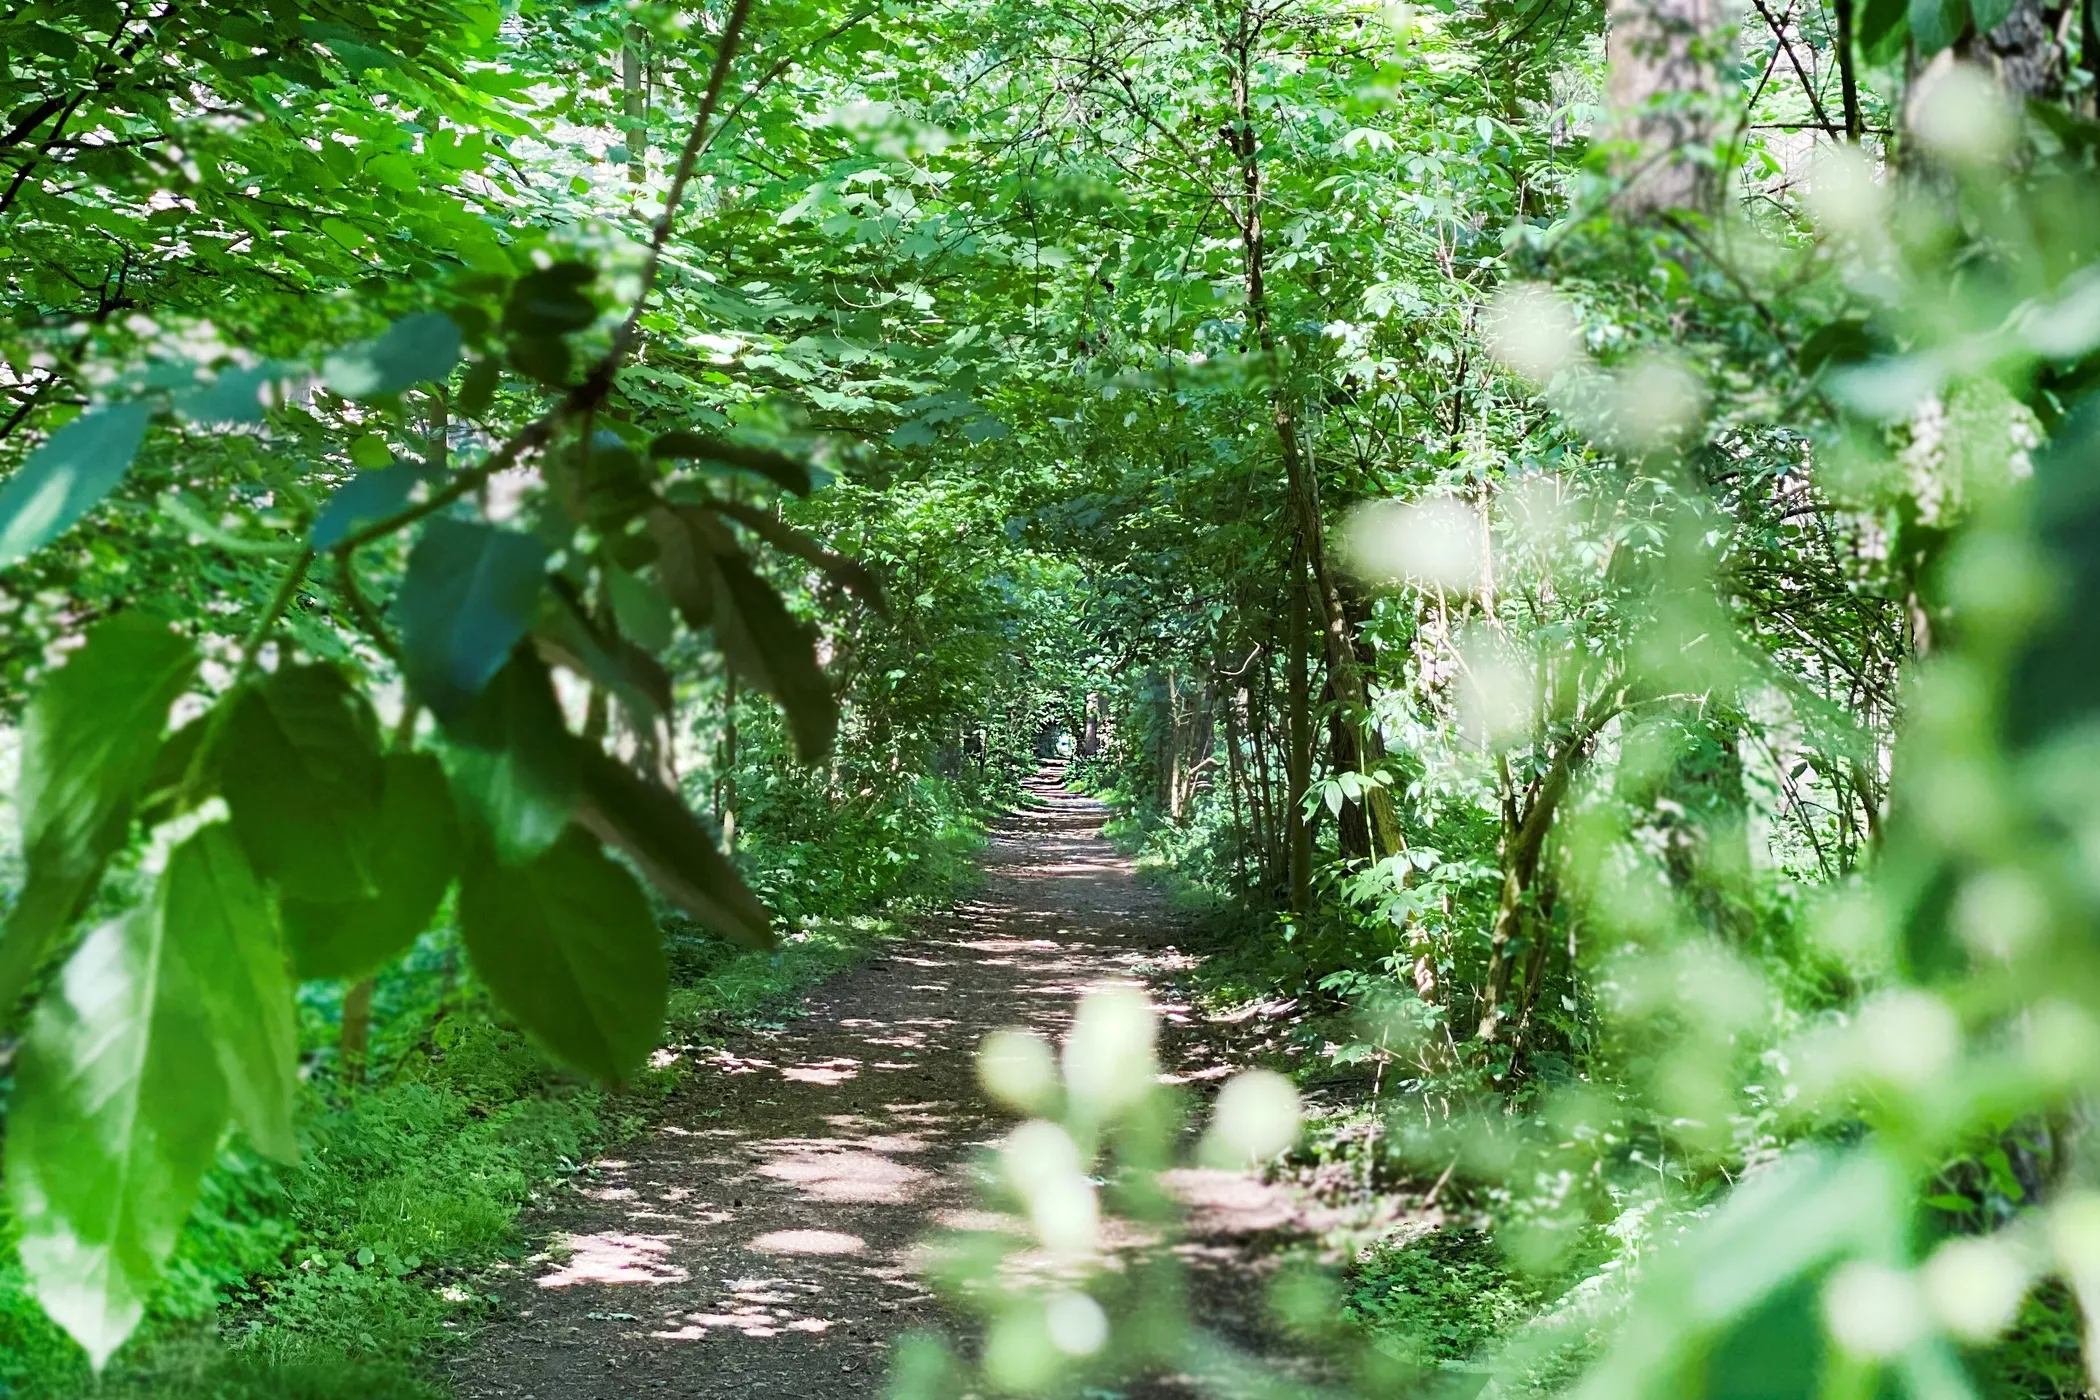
[6, 0, 2100, 1393]
[1345, 1229, 1586, 1376]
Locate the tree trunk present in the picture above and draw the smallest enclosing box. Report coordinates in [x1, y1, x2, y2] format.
[716, 673, 739, 853]
[1326, 675, 1373, 860]
[1225, 27, 1405, 863]
[1832, 0, 1864, 141]
[1285, 558, 1315, 915]
[1226, 688, 1252, 891]
[1606, 0, 1721, 212]
[1478, 728, 1596, 1041]
[622, 23, 648, 183]
[1160, 672, 1182, 817]
[339, 976, 375, 1087]
[1252, 670, 1281, 898]
[1964, 0, 2066, 100]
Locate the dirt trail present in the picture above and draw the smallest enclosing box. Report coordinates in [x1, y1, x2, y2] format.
[454, 766, 1318, 1400]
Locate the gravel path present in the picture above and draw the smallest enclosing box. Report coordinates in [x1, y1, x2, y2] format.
[454, 767, 1316, 1400]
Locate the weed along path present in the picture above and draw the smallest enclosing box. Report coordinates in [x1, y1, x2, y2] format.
[454, 766, 1322, 1400]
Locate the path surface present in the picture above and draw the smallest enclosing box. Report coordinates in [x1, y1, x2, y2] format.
[454, 766, 1321, 1400]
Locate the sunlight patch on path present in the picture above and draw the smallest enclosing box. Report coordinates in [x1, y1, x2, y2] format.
[537, 1232, 691, 1288]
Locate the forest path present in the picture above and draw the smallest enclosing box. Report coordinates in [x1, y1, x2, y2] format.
[453, 765, 1320, 1400]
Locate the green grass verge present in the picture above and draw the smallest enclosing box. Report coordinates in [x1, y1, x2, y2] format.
[0, 905, 950, 1399]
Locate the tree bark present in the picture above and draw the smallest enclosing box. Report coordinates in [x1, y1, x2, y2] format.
[339, 976, 375, 1087]
[1225, 21, 1405, 862]
[1606, 0, 1721, 212]
[1326, 675, 1373, 860]
[623, 23, 648, 183]
[716, 673, 739, 852]
[1832, 0, 1864, 142]
[1964, 0, 2066, 100]
[1476, 706, 1618, 1041]
[1286, 557, 1315, 915]
[1225, 692, 1251, 890]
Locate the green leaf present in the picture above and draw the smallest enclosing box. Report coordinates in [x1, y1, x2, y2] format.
[440, 649, 578, 865]
[175, 364, 276, 424]
[458, 827, 667, 1084]
[569, 437, 654, 532]
[0, 402, 153, 568]
[1797, 318, 1877, 375]
[320, 215, 369, 251]
[1857, 0, 1910, 54]
[458, 357, 500, 417]
[160, 825, 298, 1162]
[502, 262, 597, 337]
[713, 553, 838, 761]
[348, 434, 393, 470]
[710, 500, 888, 614]
[135, 718, 210, 829]
[282, 753, 463, 980]
[889, 418, 936, 450]
[218, 665, 386, 901]
[1970, 0, 2015, 31]
[311, 464, 435, 550]
[572, 745, 772, 948]
[325, 313, 464, 401]
[397, 519, 548, 721]
[535, 592, 671, 727]
[606, 565, 674, 651]
[0, 615, 196, 1033]
[507, 334, 573, 389]
[648, 431, 813, 495]
[1909, 0, 1968, 54]
[5, 909, 227, 1369]
[647, 506, 715, 628]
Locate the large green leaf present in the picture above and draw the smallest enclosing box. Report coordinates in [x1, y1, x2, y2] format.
[649, 431, 813, 495]
[2008, 404, 2100, 747]
[1857, 0, 1911, 56]
[440, 649, 577, 865]
[534, 591, 671, 730]
[398, 519, 548, 721]
[218, 664, 386, 901]
[0, 402, 153, 568]
[1969, 0, 2015, 32]
[310, 463, 437, 550]
[1908, 0, 1969, 54]
[160, 826, 298, 1162]
[458, 827, 666, 1084]
[710, 499, 889, 615]
[321, 312, 464, 399]
[0, 615, 197, 1032]
[502, 262, 598, 336]
[605, 564, 674, 651]
[647, 505, 716, 628]
[713, 553, 838, 761]
[573, 746, 773, 948]
[282, 753, 463, 980]
[175, 363, 278, 425]
[6, 911, 227, 1369]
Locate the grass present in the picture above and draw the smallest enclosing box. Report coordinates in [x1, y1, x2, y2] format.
[0, 901, 973, 1399]
[1345, 1229, 1561, 1370]
[0, 1006, 615, 1399]
[0, 765, 1012, 1398]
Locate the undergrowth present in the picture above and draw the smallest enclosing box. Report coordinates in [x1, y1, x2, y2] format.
[0, 770, 1003, 1398]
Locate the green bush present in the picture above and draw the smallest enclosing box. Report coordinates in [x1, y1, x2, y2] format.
[1346, 1229, 1563, 1369]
